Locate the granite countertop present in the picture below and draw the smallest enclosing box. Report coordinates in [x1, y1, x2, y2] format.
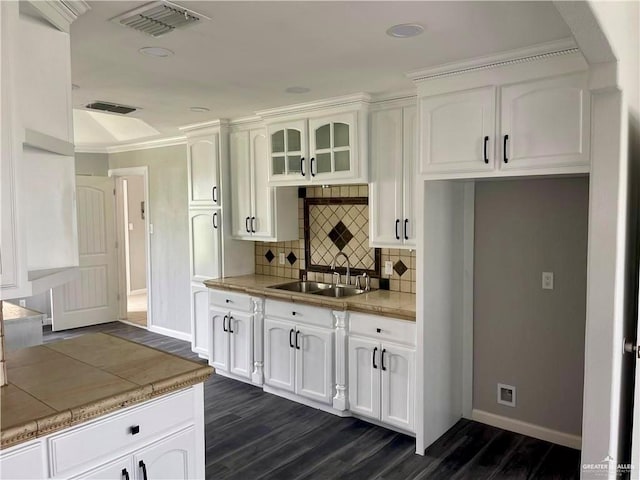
[204, 274, 416, 321]
[1, 333, 213, 449]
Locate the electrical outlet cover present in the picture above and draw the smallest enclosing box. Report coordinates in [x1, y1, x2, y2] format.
[384, 261, 393, 275]
[279, 253, 286, 265]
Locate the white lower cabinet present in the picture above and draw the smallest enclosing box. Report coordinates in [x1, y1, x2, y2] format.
[0, 386, 205, 480]
[210, 307, 254, 380]
[191, 285, 210, 358]
[264, 317, 334, 405]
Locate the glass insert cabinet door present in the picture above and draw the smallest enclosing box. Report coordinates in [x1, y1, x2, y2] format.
[268, 119, 308, 181]
[309, 112, 357, 179]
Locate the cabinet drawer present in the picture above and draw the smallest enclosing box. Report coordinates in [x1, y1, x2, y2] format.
[209, 289, 253, 312]
[349, 313, 416, 346]
[265, 299, 334, 329]
[48, 388, 195, 477]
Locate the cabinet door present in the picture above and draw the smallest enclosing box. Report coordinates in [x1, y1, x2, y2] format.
[189, 209, 221, 281]
[500, 73, 590, 173]
[69, 455, 134, 480]
[250, 128, 275, 239]
[264, 317, 295, 392]
[133, 427, 196, 480]
[380, 343, 415, 432]
[348, 336, 380, 420]
[190, 285, 209, 358]
[228, 311, 254, 379]
[229, 130, 253, 239]
[210, 308, 229, 372]
[0, 442, 46, 480]
[295, 324, 334, 405]
[267, 120, 308, 186]
[419, 86, 495, 174]
[309, 112, 357, 182]
[187, 136, 220, 207]
[402, 106, 417, 248]
[369, 108, 403, 248]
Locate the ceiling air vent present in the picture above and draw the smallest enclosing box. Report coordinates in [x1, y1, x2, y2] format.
[110, 1, 208, 37]
[85, 101, 138, 115]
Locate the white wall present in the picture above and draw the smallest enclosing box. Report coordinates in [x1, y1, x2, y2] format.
[124, 175, 146, 293]
[109, 144, 190, 336]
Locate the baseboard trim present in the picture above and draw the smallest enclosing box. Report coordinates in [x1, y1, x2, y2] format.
[471, 409, 582, 450]
[148, 325, 192, 342]
[128, 289, 147, 296]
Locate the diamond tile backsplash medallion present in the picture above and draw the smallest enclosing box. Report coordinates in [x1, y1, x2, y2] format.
[305, 197, 380, 276]
[254, 185, 416, 293]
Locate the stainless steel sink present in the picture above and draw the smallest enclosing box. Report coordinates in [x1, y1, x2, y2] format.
[268, 281, 333, 293]
[268, 281, 369, 298]
[312, 285, 367, 298]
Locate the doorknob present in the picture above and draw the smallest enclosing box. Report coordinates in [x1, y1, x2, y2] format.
[623, 338, 639, 359]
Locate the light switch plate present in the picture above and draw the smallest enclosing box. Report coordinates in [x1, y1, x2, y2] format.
[542, 272, 554, 290]
[279, 253, 286, 265]
[384, 261, 393, 276]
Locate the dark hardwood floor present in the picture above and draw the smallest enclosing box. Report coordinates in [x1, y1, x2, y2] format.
[43, 323, 581, 479]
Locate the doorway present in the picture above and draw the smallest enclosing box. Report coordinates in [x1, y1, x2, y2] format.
[109, 167, 152, 329]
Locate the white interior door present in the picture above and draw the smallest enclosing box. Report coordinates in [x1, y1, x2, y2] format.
[52, 176, 117, 331]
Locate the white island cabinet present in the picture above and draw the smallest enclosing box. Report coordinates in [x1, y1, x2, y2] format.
[0, 386, 205, 480]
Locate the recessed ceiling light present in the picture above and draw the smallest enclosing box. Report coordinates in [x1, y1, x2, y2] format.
[139, 46, 174, 58]
[189, 107, 210, 113]
[285, 86, 310, 94]
[386, 23, 424, 38]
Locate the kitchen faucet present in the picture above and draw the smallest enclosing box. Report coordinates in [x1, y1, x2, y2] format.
[331, 252, 351, 285]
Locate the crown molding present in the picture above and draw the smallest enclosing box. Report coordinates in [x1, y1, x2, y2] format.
[408, 38, 580, 83]
[179, 119, 230, 136]
[23, 0, 91, 32]
[368, 89, 417, 110]
[256, 92, 371, 120]
[76, 136, 187, 155]
[229, 115, 263, 129]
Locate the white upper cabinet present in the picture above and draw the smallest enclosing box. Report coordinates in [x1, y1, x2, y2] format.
[188, 209, 221, 282]
[370, 104, 417, 249]
[419, 86, 496, 175]
[418, 72, 590, 179]
[187, 135, 220, 207]
[267, 120, 308, 185]
[499, 73, 590, 173]
[230, 126, 298, 241]
[308, 112, 358, 182]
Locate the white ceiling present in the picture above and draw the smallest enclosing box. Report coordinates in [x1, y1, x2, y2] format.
[71, 1, 573, 147]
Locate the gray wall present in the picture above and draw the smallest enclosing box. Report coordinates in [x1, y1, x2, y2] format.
[473, 177, 589, 436]
[75, 152, 109, 176]
[124, 175, 147, 293]
[109, 145, 190, 335]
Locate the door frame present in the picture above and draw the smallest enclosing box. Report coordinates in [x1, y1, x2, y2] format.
[108, 167, 152, 329]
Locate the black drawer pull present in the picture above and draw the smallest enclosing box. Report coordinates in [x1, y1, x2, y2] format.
[483, 136, 489, 164]
[212, 185, 218, 203]
[223, 315, 228, 332]
[122, 468, 130, 480]
[251, 216, 256, 233]
[245, 216, 250, 233]
[228, 316, 234, 334]
[300, 157, 305, 176]
[395, 219, 400, 240]
[129, 425, 140, 435]
[289, 328, 295, 348]
[212, 212, 218, 229]
[381, 349, 387, 371]
[404, 219, 409, 240]
[503, 135, 509, 163]
[372, 347, 378, 369]
[295, 330, 301, 350]
[310, 157, 316, 177]
[139, 460, 148, 480]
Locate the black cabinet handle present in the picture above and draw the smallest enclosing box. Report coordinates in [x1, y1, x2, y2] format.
[122, 468, 130, 480]
[310, 157, 316, 177]
[300, 157, 305, 176]
[223, 315, 228, 332]
[129, 425, 140, 435]
[251, 217, 256, 233]
[381, 349, 387, 371]
[372, 347, 378, 369]
[295, 330, 301, 350]
[245, 216, 250, 233]
[212, 212, 218, 229]
[395, 219, 400, 240]
[404, 219, 409, 240]
[228, 316, 234, 334]
[503, 135, 509, 163]
[289, 328, 295, 348]
[212, 185, 218, 203]
[139, 461, 148, 480]
[483, 136, 489, 164]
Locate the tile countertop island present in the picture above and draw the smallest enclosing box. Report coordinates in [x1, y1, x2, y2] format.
[204, 274, 416, 321]
[1, 333, 213, 449]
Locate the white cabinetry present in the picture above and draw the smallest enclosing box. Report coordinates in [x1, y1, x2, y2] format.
[418, 73, 590, 178]
[0, 2, 83, 300]
[263, 95, 369, 186]
[182, 121, 254, 358]
[264, 300, 334, 405]
[0, 386, 205, 480]
[229, 125, 298, 241]
[370, 104, 417, 248]
[348, 313, 416, 433]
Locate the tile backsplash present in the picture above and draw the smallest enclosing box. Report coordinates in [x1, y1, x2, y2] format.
[254, 185, 416, 294]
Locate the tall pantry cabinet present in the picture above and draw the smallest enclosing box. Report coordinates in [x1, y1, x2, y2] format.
[181, 121, 254, 358]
